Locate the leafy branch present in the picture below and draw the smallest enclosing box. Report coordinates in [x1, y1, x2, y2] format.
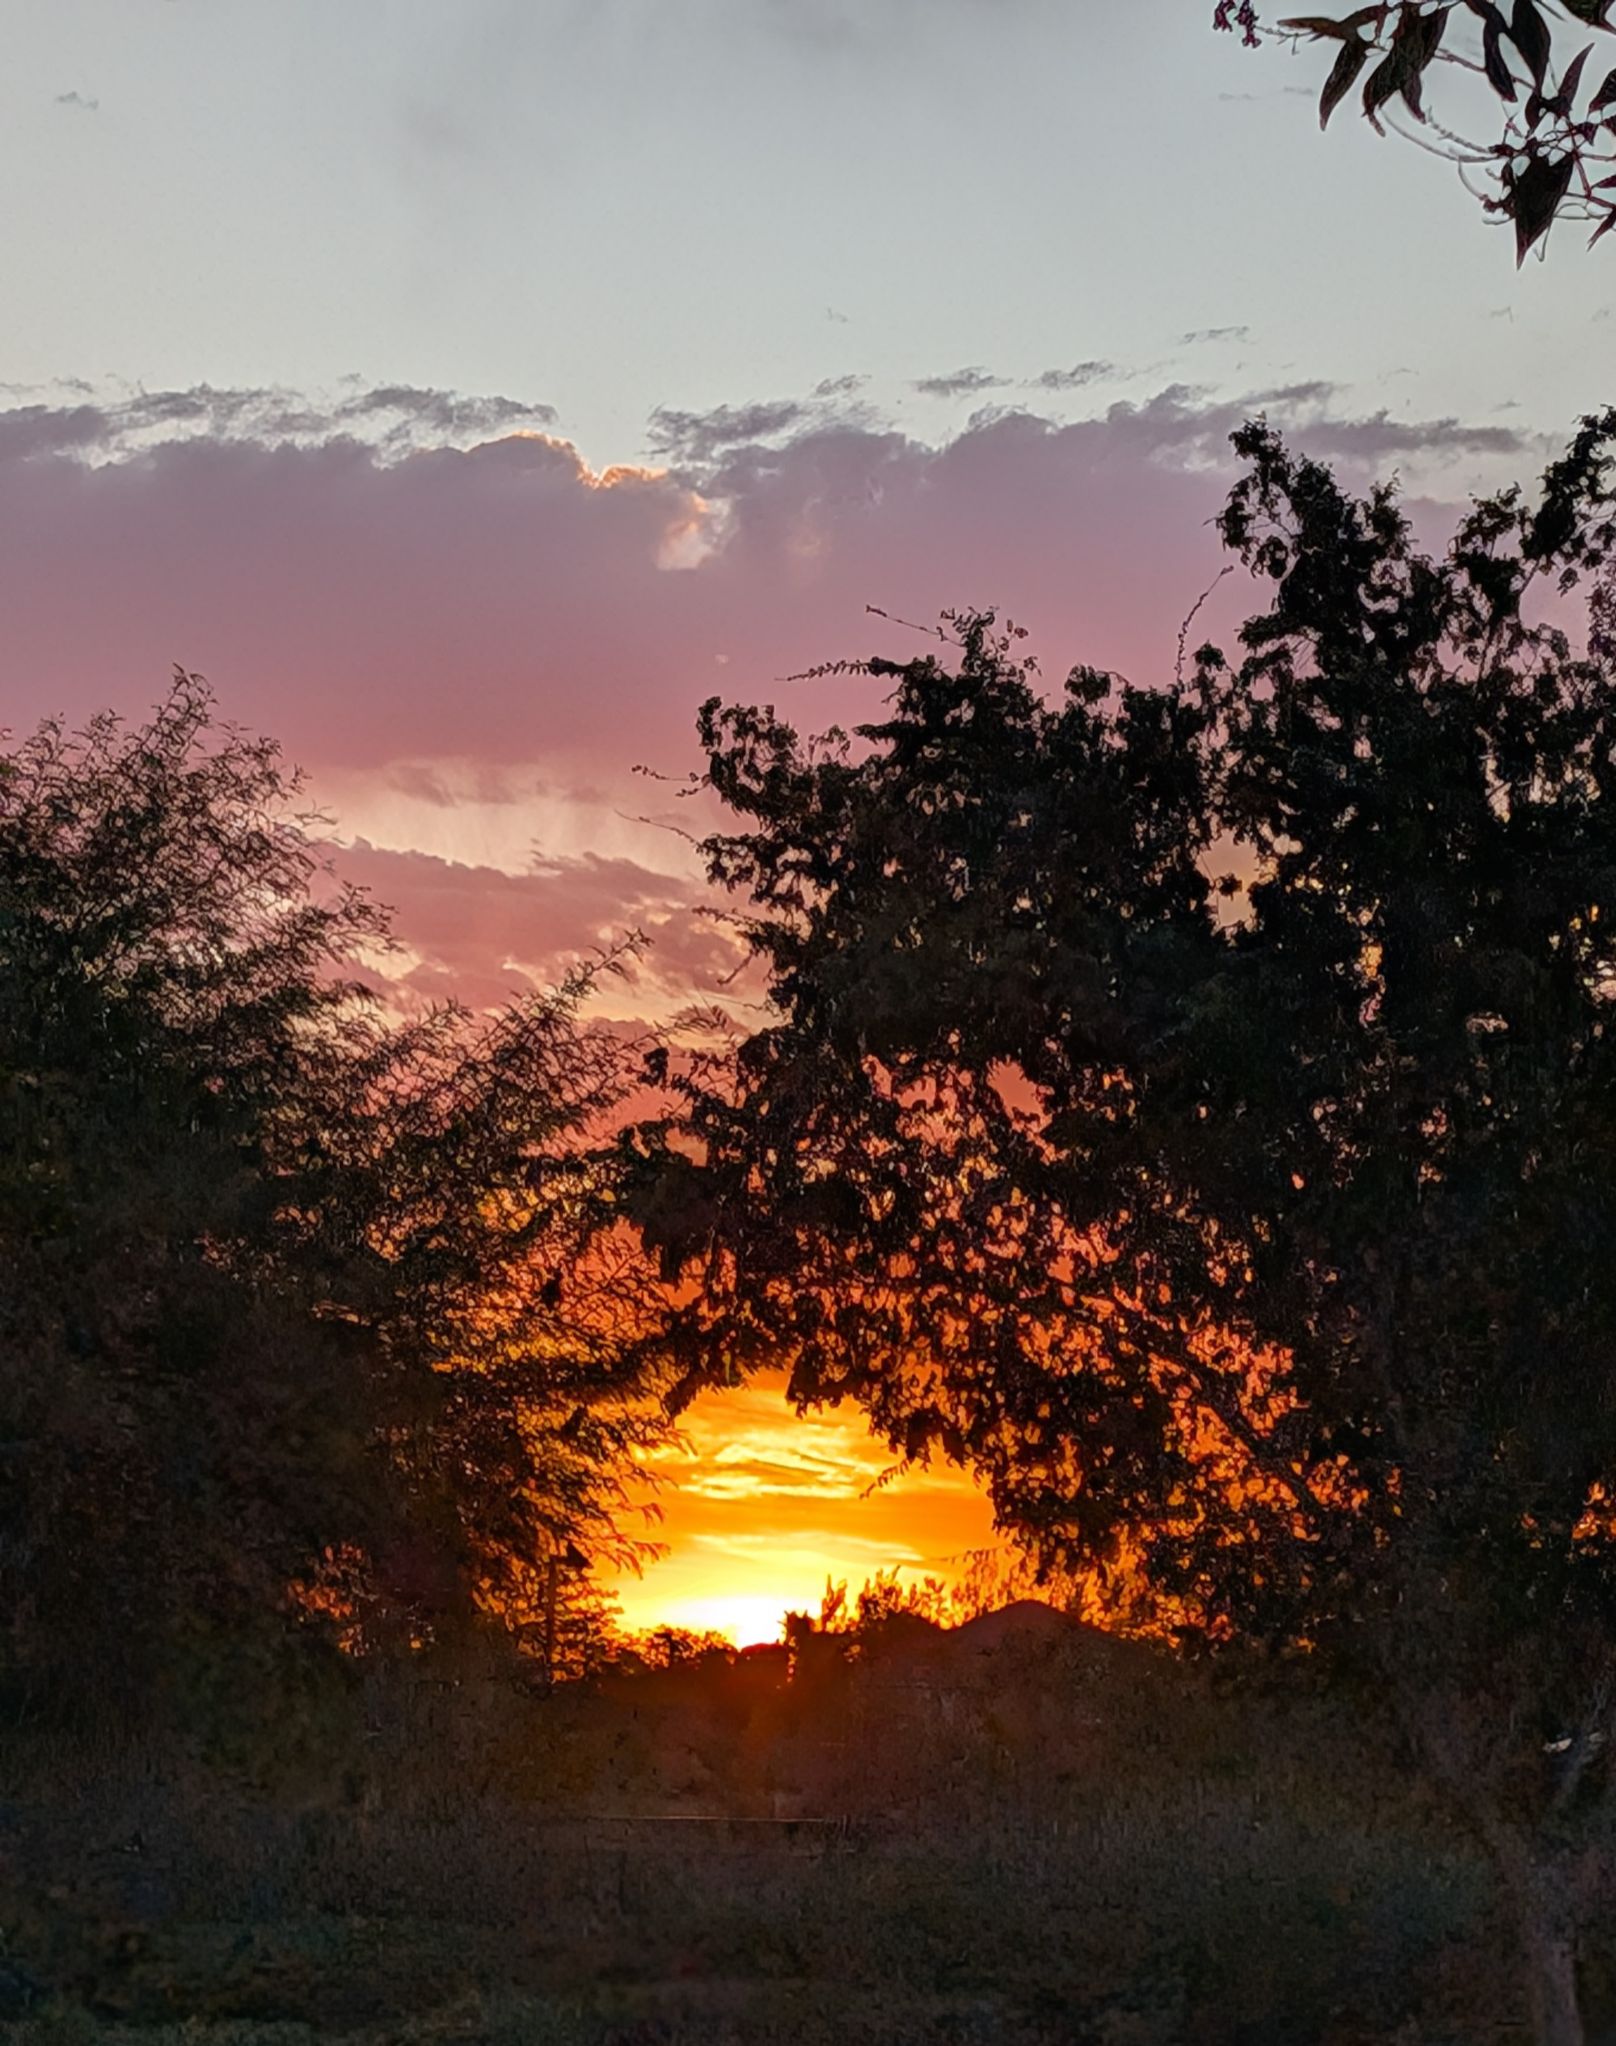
[1216, 0, 1616, 259]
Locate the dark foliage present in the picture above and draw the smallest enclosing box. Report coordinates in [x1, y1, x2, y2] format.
[0, 678, 664, 1737]
[1217, 0, 1616, 259]
[623, 415, 1616, 2039]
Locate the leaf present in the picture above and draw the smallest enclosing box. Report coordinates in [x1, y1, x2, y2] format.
[1399, 0, 1447, 112]
[1359, 4, 1445, 121]
[1558, 44, 1596, 106]
[1509, 0, 1552, 84]
[1484, 18, 1520, 95]
[1362, 48, 1407, 119]
[1321, 35, 1373, 122]
[1560, 0, 1615, 25]
[1401, 0, 1448, 67]
[1591, 208, 1616, 244]
[1590, 63, 1616, 109]
[1509, 150, 1576, 261]
[1282, 3, 1390, 27]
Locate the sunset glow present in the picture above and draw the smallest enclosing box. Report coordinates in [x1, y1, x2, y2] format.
[6, 1, 1608, 1651]
[609, 1372, 996, 1644]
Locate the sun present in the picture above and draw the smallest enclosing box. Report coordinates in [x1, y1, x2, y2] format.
[644, 1592, 791, 1650]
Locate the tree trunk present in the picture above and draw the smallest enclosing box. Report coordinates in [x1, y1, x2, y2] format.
[1519, 1861, 1584, 2046]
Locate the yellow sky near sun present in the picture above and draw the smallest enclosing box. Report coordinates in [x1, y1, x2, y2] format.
[311, 776, 1000, 1645]
[608, 1371, 999, 1646]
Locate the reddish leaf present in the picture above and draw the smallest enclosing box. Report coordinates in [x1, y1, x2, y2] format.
[1359, 2, 1445, 120]
[1401, 1, 1448, 66]
[1509, 149, 1576, 261]
[1590, 208, 1616, 245]
[1561, 0, 1616, 25]
[1590, 63, 1616, 109]
[1321, 35, 1373, 122]
[1362, 48, 1406, 118]
[1552, 44, 1595, 111]
[1484, 18, 1520, 96]
[1509, 0, 1552, 84]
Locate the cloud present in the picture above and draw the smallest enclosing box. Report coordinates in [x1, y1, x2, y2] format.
[647, 398, 810, 464]
[913, 367, 1009, 401]
[1182, 325, 1251, 344]
[0, 381, 556, 465]
[325, 839, 741, 1015]
[54, 91, 99, 112]
[0, 377, 1529, 806]
[1030, 361, 1115, 391]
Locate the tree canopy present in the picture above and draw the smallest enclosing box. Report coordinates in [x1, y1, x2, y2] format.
[0, 679, 664, 1737]
[1216, 0, 1616, 260]
[625, 414, 1616, 2041]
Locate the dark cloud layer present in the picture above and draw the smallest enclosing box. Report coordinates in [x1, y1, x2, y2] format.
[646, 399, 810, 465]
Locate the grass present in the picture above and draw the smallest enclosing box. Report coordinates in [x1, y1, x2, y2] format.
[0, 1622, 1593, 2044]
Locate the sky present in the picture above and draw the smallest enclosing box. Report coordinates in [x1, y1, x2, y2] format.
[6, 0, 1613, 1642]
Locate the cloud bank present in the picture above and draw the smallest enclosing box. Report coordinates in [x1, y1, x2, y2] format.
[0, 375, 1532, 1013]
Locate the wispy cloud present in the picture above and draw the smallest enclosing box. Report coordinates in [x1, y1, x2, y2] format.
[1030, 360, 1115, 391]
[54, 90, 100, 113]
[647, 398, 809, 463]
[325, 839, 736, 1016]
[0, 381, 557, 465]
[913, 367, 1008, 401]
[1181, 325, 1251, 345]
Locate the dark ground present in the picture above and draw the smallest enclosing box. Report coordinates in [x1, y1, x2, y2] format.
[3, 1607, 1608, 2044]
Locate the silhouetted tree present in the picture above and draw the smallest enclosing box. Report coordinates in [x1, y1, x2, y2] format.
[625, 415, 1616, 2043]
[1217, 0, 1616, 260]
[0, 679, 664, 1738]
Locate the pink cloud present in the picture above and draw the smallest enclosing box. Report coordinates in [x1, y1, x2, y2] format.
[0, 379, 1518, 1006]
[326, 839, 744, 1014]
[0, 379, 1517, 786]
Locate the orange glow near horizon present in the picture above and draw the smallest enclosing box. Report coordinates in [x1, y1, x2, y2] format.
[607, 1371, 999, 1646]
